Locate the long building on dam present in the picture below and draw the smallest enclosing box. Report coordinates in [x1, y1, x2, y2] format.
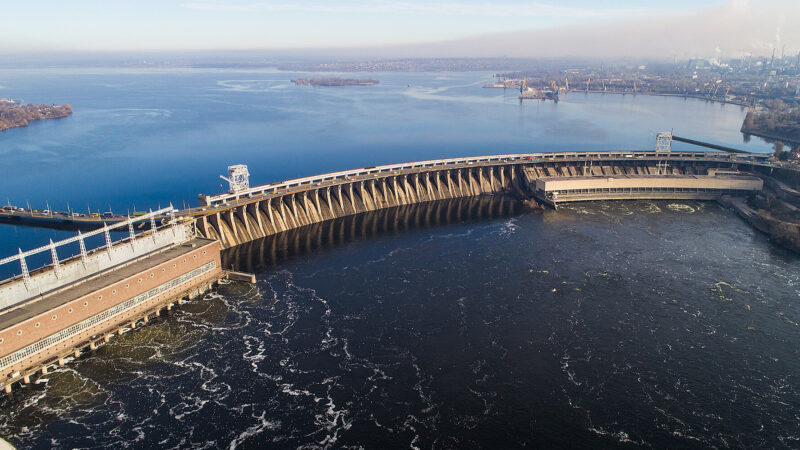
[0, 146, 793, 394]
[533, 173, 763, 206]
[0, 209, 223, 392]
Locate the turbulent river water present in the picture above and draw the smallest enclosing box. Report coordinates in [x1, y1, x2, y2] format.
[2, 198, 799, 448]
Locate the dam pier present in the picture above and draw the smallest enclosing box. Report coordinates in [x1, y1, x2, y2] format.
[1, 146, 794, 394]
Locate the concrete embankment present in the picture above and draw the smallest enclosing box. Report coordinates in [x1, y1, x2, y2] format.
[760, 175, 800, 206]
[719, 196, 800, 253]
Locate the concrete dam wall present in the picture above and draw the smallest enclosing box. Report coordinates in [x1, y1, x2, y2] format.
[195, 165, 525, 248]
[192, 151, 765, 249]
[221, 195, 522, 273]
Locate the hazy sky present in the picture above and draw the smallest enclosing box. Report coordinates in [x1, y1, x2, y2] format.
[1, 0, 797, 59]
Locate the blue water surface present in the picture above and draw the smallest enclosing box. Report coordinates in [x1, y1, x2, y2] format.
[0, 69, 772, 266]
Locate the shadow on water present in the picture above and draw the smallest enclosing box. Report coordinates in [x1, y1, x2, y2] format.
[222, 195, 523, 272]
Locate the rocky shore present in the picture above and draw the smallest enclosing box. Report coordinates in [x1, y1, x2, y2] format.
[719, 174, 800, 254]
[0, 99, 73, 131]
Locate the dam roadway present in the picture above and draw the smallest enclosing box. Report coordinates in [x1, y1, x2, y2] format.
[0, 149, 782, 394]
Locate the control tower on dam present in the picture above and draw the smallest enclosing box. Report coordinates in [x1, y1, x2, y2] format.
[188, 150, 773, 249]
[0, 208, 223, 393]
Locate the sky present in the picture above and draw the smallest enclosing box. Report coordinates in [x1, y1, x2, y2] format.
[1, 0, 797, 59]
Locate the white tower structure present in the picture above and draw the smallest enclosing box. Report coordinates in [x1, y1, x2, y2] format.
[220, 165, 250, 194]
[655, 132, 673, 152]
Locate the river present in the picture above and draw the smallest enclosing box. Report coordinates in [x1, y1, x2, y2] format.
[0, 69, 773, 260]
[0, 70, 797, 448]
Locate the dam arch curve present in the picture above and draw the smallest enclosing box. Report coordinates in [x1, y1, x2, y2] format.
[187, 151, 770, 249]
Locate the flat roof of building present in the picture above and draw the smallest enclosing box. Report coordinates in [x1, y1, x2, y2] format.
[0, 238, 217, 331]
[535, 174, 763, 192]
[535, 174, 760, 182]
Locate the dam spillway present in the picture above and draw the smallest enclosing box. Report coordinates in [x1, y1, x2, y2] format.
[221, 195, 522, 273]
[189, 150, 771, 249]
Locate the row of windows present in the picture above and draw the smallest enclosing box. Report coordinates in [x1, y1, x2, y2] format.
[0, 261, 216, 370]
[544, 187, 756, 197]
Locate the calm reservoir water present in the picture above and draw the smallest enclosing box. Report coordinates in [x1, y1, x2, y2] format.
[0, 69, 773, 258]
[0, 70, 797, 448]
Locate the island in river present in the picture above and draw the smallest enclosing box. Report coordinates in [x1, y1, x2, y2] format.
[291, 77, 379, 87]
[0, 98, 72, 131]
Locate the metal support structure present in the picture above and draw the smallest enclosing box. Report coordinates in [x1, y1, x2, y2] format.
[18, 249, 30, 288]
[149, 209, 157, 230]
[220, 165, 250, 194]
[655, 132, 673, 152]
[49, 239, 60, 274]
[149, 209, 158, 241]
[127, 216, 136, 244]
[0, 207, 179, 287]
[77, 231, 88, 263]
[104, 223, 113, 254]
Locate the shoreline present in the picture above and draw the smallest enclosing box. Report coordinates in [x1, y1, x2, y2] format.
[0, 103, 73, 132]
[720, 196, 800, 253]
[739, 128, 800, 146]
[561, 89, 751, 107]
[485, 85, 753, 108]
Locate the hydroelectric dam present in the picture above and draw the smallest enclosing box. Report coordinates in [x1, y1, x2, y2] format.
[0, 146, 783, 394]
[187, 149, 769, 249]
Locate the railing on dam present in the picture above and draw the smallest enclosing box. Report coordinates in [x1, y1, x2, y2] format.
[0, 207, 189, 309]
[198, 151, 770, 207]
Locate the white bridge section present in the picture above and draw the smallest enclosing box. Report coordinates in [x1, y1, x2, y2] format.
[0, 207, 190, 310]
[200, 150, 769, 207]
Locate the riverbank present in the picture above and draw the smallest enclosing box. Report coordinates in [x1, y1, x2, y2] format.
[561, 89, 750, 107]
[739, 128, 800, 147]
[740, 102, 800, 148]
[720, 195, 800, 254]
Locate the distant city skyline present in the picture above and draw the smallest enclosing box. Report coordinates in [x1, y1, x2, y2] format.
[1, 0, 797, 59]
